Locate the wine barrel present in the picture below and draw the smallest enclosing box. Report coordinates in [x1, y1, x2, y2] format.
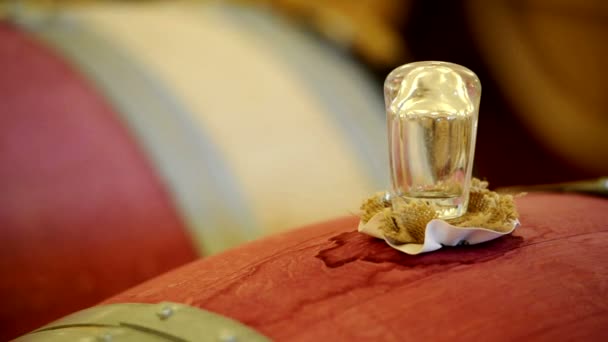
[12, 1, 387, 254]
[82, 193, 605, 341]
[466, 0, 608, 174]
[1, 1, 385, 339]
[0, 21, 199, 340]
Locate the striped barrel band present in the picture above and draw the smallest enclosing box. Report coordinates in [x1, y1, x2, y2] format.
[15, 302, 270, 341]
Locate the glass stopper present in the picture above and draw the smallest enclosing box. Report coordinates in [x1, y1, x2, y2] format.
[384, 61, 481, 219]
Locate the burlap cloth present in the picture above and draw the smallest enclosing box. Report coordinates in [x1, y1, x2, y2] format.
[360, 178, 520, 244]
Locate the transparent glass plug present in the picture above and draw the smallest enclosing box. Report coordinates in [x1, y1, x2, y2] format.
[384, 61, 481, 219]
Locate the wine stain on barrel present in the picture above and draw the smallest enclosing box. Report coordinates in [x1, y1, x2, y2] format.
[315, 231, 524, 269]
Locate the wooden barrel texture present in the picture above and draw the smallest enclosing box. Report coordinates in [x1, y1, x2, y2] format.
[104, 193, 608, 341]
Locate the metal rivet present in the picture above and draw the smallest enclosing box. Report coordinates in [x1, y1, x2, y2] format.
[156, 306, 174, 320]
[218, 330, 238, 342]
[97, 333, 113, 341]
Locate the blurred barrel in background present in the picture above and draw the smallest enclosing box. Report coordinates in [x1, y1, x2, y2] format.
[466, 0, 608, 176]
[0, 1, 386, 339]
[0, 18, 199, 339]
[21, 0, 388, 253]
[403, 0, 608, 186]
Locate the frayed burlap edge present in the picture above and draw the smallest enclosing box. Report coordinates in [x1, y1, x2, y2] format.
[360, 178, 521, 244]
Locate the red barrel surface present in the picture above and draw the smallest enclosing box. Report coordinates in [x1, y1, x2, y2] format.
[105, 193, 608, 341]
[0, 23, 198, 340]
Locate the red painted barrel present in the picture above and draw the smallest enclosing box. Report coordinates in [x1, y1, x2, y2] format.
[0, 23, 198, 340]
[103, 193, 608, 341]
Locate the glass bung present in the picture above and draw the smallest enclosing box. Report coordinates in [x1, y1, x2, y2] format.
[384, 61, 481, 219]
